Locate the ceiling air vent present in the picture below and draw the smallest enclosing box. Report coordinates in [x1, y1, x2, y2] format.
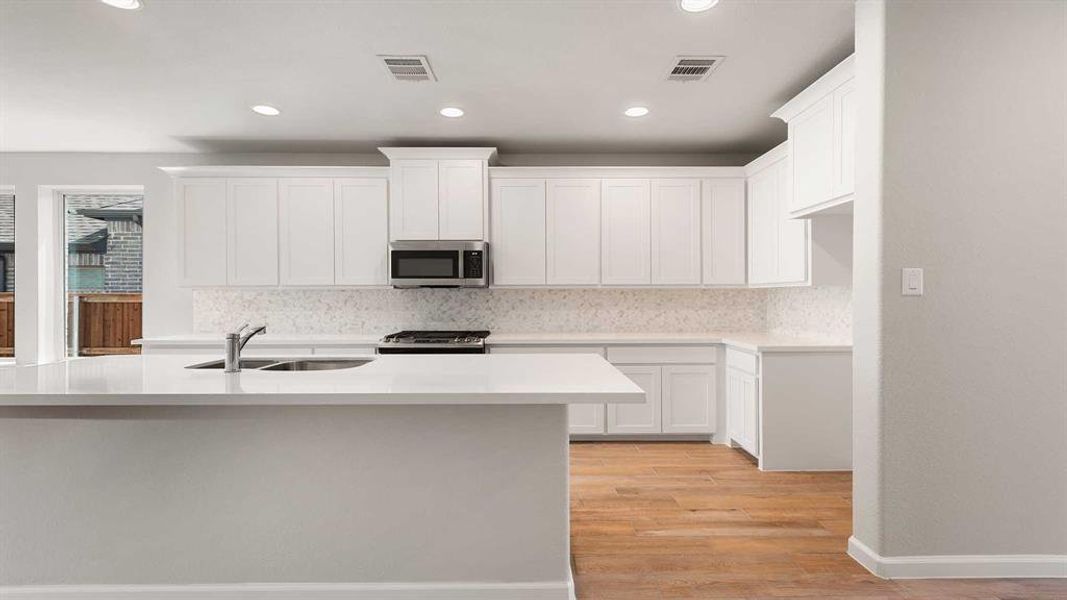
[378, 55, 437, 82]
[666, 55, 724, 82]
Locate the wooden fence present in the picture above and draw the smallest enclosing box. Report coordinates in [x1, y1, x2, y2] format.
[0, 292, 142, 357]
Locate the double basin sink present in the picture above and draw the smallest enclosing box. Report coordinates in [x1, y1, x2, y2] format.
[186, 358, 373, 371]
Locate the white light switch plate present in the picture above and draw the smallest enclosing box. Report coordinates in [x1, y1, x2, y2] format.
[902, 268, 924, 296]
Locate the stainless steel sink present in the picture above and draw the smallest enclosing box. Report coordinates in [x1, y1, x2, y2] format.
[186, 358, 280, 370]
[260, 359, 373, 371]
[186, 358, 373, 371]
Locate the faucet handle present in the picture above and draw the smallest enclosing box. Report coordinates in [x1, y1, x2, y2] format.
[232, 322, 249, 336]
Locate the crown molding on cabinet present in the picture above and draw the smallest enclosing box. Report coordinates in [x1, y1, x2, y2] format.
[158, 166, 390, 178]
[771, 54, 855, 122]
[489, 166, 746, 179]
[378, 147, 498, 163]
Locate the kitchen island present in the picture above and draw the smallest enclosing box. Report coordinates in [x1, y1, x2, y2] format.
[0, 353, 643, 600]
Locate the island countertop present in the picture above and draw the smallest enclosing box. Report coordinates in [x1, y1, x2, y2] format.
[0, 353, 645, 407]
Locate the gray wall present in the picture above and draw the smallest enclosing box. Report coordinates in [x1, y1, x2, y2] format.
[853, 0, 1067, 558]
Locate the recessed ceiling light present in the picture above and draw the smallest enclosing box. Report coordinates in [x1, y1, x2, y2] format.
[439, 107, 465, 118]
[100, 0, 143, 9]
[679, 0, 719, 12]
[251, 105, 281, 117]
[624, 106, 650, 118]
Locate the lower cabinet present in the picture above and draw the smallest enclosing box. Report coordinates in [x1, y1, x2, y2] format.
[607, 366, 662, 434]
[726, 365, 759, 457]
[662, 365, 716, 433]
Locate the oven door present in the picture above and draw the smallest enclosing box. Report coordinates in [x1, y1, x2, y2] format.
[389, 241, 487, 287]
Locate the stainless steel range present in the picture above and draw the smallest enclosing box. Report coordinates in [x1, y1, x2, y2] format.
[377, 330, 490, 354]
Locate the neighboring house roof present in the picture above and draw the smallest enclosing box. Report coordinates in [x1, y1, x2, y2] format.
[0, 194, 142, 254]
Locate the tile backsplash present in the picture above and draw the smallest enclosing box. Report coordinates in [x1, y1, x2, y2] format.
[194, 286, 852, 341]
[765, 285, 853, 340]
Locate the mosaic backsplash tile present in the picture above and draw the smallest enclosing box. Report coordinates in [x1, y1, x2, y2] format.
[193, 286, 852, 340]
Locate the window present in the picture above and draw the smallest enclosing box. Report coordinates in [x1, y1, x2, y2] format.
[0, 193, 13, 358]
[64, 194, 143, 357]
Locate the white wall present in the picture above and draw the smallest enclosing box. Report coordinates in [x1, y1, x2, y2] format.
[852, 0, 1067, 573]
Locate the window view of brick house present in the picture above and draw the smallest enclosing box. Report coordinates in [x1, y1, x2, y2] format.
[0, 193, 13, 357]
[65, 195, 143, 356]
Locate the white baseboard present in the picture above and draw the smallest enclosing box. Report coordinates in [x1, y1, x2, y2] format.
[848, 536, 1067, 579]
[0, 581, 573, 600]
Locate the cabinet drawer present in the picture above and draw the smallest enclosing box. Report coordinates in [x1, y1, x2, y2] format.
[490, 345, 605, 356]
[726, 348, 758, 374]
[606, 345, 716, 365]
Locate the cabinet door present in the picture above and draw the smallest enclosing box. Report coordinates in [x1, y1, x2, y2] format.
[546, 179, 601, 285]
[776, 159, 810, 284]
[789, 94, 834, 213]
[832, 81, 857, 200]
[607, 365, 662, 434]
[438, 159, 483, 240]
[335, 178, 389, 285]
[490, 179, 547, 285]
[279, 178, 334, 286]
[651, 179, 701, 285]
[389, 159, 438, 240]
[726, 368, 745, 443]
[177, 178, 227, 287]
[226, 178, 278, 286]
[662, 365, 715, 434]
[569, 404, 607, 435]
[702, 178, 746, 285]
[741, 371, 759, 457]
[601, 179, 651, 285]
[746, 166, 779, 285]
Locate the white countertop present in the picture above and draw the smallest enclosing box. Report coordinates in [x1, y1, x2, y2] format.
[0, 354, 645, 407]
[137, 332, 852, 353]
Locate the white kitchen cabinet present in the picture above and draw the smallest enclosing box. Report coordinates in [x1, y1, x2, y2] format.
[833, 80, 857, 200]
[772, 55, 855, 217]
[389, 159, 439, 240]
[279, 178, 335, 286]
[600, 179, 651, 285]
[490, 179, 547, 285]
[226, 178, 279, 286]
[725, 350, 759, 457]
[334, 178, 389, 285]
[546, 179, 601, 285]
[661, 365, 716, 434]
[746, 144, 810, 286]
[651, 179, 701, 285]
[607, 365, 662, 434]
[701, 178, 746, 286]
[788, 94, 834, 215]
[438, 159, 484, 240]
[177, 178, 228, 287]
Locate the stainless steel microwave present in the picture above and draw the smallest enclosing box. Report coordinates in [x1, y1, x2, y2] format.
[389, 241, 488, 288]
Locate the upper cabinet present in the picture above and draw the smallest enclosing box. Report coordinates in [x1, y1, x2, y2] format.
[176, 178, 228, 287]
[226, 178, 279, 286]
[650, 178, 701, 285]
[601, 179, 651, 285]
[167, 167, 390, 288]
[546, 179, 601, 285]
[491, 178, 547, 286]
[701, 178, 747, 286]
[380, 148, 496, 241]
[746, 143, 810, 286]
[772, 54, 856, 218]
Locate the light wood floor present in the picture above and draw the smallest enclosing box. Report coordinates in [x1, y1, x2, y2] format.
[569, 442, 1066, 600]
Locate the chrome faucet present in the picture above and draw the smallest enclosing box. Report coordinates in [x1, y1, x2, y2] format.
[224, 323, 267, 373]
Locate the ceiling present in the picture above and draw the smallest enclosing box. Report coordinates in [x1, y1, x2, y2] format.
[0, 0, 854, 156]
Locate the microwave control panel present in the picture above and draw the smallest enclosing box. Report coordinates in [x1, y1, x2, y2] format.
[463, 250, 484, 279]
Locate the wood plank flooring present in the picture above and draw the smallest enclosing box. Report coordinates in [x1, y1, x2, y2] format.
[569, 442, 1066, 600]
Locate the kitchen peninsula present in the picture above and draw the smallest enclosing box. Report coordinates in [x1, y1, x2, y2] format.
[0, 353, 642, 599]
